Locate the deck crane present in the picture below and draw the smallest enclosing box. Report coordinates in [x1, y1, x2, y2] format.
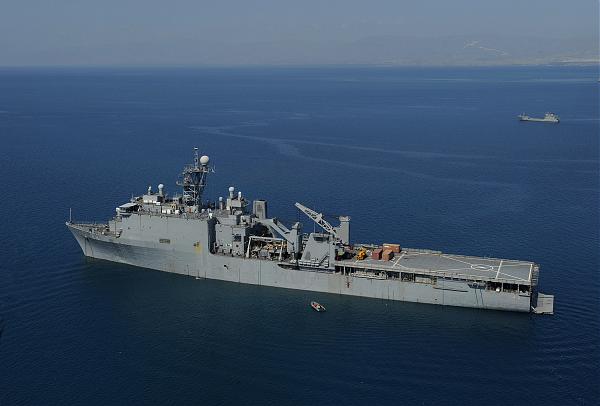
[295, 202, 336, 236]
[294, 202, 350, 244]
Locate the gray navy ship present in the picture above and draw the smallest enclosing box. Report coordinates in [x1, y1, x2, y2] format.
[67, 148, 554, 314]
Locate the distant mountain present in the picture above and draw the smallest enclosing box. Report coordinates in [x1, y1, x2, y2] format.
[340, 35, 599, 66]
[213, 35, 598, 66]
[1, 34, 597, 67]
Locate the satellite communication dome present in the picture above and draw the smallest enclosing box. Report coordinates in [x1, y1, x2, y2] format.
[200, 155, 210, 165]
[228, 186, 235, 192]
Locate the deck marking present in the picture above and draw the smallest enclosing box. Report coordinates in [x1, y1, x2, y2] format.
[497, 271, 528, 282]
[471, 264, 494, 271]
[495, 260, 503, 280]
[392, 253, 405, 268]
[434, 267, 475, 272]
[441, 255, 475, 266]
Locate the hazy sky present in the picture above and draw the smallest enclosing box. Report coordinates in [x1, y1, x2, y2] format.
[0, 0, 597, 66]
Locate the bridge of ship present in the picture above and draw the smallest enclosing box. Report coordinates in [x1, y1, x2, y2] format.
[335, 248, 535, 285]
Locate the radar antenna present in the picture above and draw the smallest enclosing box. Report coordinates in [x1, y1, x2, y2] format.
[176, 147, 214, 207]
[294, 202, 337, 238]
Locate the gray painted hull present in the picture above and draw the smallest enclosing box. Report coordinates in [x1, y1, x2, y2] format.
[68, 223, 532, 312]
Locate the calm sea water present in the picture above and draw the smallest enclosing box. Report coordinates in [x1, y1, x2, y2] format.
[0, 66, 598, 405]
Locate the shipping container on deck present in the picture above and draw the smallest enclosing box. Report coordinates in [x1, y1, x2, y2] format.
[383, 243, 401, 253]
[372, 248, 383, 260]
[382, 249, 394, 261]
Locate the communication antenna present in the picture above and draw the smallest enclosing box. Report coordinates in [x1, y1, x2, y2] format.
[177, 147, 214, 207]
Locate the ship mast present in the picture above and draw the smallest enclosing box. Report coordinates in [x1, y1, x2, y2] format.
[177, 147, 213, 209]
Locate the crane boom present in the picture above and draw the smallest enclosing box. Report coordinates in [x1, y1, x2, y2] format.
[294, 202, 337, 237]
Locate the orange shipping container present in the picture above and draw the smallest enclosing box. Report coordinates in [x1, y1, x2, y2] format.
[383, 243, 401, 253]
[382, 249, 394, 261]
[372, 248, 383, 260]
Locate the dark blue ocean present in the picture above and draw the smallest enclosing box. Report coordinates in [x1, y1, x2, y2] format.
[0, 66, 598, 405]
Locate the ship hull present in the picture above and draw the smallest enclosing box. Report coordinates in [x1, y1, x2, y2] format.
[518, 116, 559, 123]
[68, 223, 532, 312]
[520, 118, 559, 123]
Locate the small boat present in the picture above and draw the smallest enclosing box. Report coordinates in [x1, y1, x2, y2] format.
[310, 301, 326, 312]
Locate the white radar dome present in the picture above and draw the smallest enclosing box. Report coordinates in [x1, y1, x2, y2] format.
[228, 186, 235, 192]
[200, 155, 210, 165]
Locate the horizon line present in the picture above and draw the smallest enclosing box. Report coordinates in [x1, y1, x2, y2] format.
[0, 61, 598, 70]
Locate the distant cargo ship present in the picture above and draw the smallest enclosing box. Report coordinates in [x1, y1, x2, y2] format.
[518, 112, 560, 123]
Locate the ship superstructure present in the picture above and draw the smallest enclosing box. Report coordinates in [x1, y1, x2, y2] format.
[67, 149, 554, 314]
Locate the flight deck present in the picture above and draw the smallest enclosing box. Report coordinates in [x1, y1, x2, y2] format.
[337, 248, 535, 285]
